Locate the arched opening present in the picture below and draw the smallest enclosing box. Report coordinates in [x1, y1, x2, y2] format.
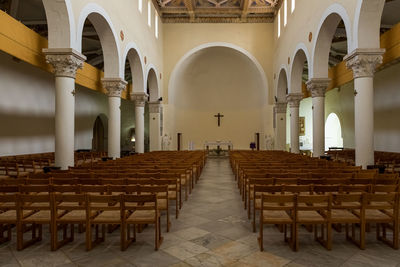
[92, 116, 105, 152]
[312, 5, 351, 78]
[147, 68, 161, 152]
[275, 68, 289, 151]
[122, 47, 144, 153]
[288, 46, 309, 153]
[325, 113, 343, 150]
[168, 45, 268, 150]
[77, 5, 121, 78]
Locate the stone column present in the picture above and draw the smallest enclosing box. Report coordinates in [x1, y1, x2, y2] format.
[132, 92, 148, 153]
[344, 48, 385, 169]
[286, 93, 303, 154]
[148, 101, 161, 151]
[306, 78, 331, 158]
[102, 78, 127, 159]
[43, 48, 86, 170]
[274, 102, 287, 151]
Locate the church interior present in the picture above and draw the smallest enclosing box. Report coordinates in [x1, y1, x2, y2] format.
[1, 0, 400, 266]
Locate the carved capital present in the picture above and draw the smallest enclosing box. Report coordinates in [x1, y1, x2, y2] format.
[344, 48, 385, 79]
[148, 101, 161, 113]
[131, 92, 149, 107]
[43, 48, 86, 78]
[275, 102, 287, 113]
[101, 78, 127, 97]
[286, 93, 303, 108]
[306, 78, 331, 98]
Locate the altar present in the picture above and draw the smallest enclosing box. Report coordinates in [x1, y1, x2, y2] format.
[204, 141, 233, 156]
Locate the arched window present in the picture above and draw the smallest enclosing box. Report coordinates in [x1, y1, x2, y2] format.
[284, 0, 287, 26]
[148, 0, 152, 27]
[277, 10, 281, 38]
[138, 0, 143, 13]
[325, 113, 343, 150]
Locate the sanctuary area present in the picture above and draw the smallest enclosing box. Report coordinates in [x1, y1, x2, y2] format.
[1, 0, 400, 266]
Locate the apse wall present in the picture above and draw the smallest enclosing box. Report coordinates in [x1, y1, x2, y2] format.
[167, 47, 267, 150]
[0, 51, 135, 156]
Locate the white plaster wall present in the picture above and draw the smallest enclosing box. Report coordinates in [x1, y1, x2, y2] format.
[0, 51, 134, 156]
[273, 0, 359, 95]
[325, 83, 355, 149]
[285, 98, 313, 150]
[68, 0, 163, 87]
[373, 63, 400, 152]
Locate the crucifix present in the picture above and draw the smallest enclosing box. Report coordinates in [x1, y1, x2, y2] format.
[214, 113, 224, 127]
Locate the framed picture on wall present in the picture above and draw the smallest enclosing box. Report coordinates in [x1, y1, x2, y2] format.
[299, 116, 305, 136]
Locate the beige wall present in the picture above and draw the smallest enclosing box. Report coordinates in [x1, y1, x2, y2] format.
[166, 46, 268, 150]
[162, 23, 275, 149]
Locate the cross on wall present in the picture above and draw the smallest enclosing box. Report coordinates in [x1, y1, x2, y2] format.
[214, 113, 224, 127]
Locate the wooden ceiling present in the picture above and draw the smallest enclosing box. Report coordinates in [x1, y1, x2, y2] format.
[153, 0, 282, 23]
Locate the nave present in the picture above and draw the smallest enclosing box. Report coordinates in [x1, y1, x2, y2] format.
[2, 157, 400, 266]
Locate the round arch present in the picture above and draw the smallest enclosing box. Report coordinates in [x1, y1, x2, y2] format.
[92, 113, 108, 152]
[168, 42, 269, 102]
[311, 3, 352, 78]
[146, 66, 160, 102]
[42, 0, 75, 49]
[122, 42, 145, 93]
[325, 112, 343, 150]
[353, 0, 385, 49]
[289, 43, 310, 94]
[77, 3, 121, 78]
[276, 66, 289, 102]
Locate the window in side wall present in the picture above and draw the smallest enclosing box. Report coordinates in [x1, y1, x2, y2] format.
[155, 13, 159, 39]
[278, 10, 281, 38]
[138, 0, 143, 13]
[148, 0, 152, 27]
[291, 0, 295, 13]
[284, 0, 287, 26]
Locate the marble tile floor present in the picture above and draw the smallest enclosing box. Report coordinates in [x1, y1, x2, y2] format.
[2, 158, 400, 266]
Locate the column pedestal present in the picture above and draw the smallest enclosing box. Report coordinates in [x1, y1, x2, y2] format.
[43, 48, 86, 170]
[102, 78, 127, 159]
[149, 101, 161, 151]
[132, 92, 148, 153]
[306, 78, 331, 158]
[344, 48, 384, 168]
[274, 102, 287, 151]
[287, 93, 303, 154]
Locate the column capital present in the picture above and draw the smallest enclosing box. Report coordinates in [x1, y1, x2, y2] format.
[101, 78, 127, 97]
[148, 101, 162, 113]
[286, 93, 303, 108]
[43, 48, 86, 78]
[306, 78, 331, 98]
[275, 102, 287, 113]
[344, 48, 385, 79]
[131, 92, 149, 107]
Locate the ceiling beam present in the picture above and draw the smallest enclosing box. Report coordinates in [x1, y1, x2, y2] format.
[151, 0, 162, 17]
[183, 0, 195, 21]
[241, 0, 250, 20]
[161, 6, 276, 14]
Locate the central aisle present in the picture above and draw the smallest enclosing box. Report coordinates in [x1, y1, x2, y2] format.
[157, 158, 292, 266]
